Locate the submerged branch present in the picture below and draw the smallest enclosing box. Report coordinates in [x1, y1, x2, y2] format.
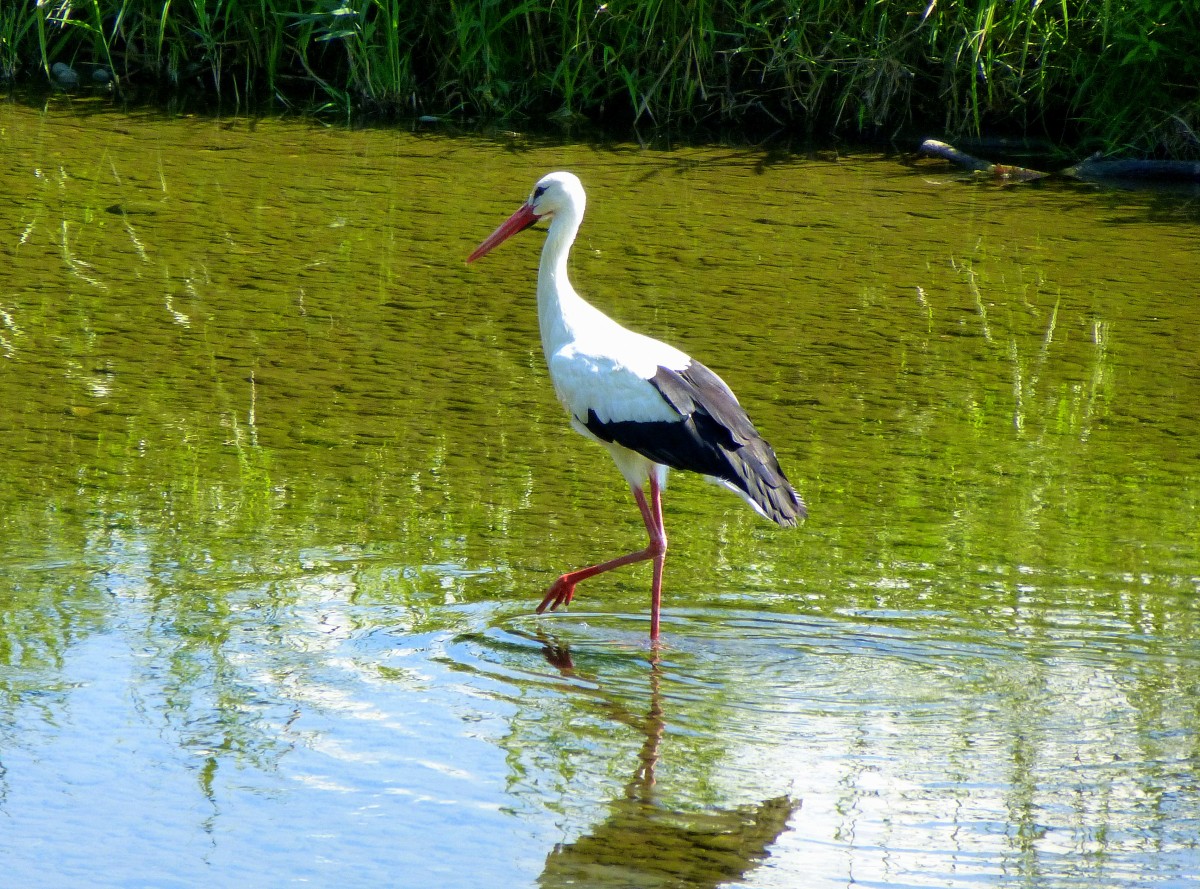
[920, 140, 1200, 185]
[1063, 155, 1200, 182]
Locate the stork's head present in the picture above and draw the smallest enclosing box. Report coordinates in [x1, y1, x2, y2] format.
[467, 171, 585, 262]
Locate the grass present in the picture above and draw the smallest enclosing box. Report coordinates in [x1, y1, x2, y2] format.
[1, 0, 1198, 156]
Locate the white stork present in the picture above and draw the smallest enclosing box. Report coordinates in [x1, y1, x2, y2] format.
[467, 171, 804, 641]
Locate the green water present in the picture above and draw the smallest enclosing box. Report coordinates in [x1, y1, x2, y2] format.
[1, 98, 1197, 888]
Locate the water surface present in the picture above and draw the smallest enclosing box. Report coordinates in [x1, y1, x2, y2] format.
[1, 98, 1198, 887]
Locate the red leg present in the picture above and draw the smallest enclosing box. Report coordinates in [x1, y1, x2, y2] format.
[646, 475, 667, 641]
[537, 478, 669, 639]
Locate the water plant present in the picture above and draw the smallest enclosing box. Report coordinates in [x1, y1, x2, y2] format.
[2, 0, 1197, 155]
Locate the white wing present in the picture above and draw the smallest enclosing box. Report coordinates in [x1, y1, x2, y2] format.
[547, 325, 691, 427]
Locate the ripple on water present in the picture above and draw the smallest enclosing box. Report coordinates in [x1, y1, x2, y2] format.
[416, 603, 1200, 888]
[441, 606, 1017, 716]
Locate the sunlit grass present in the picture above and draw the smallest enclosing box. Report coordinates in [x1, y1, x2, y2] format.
[1, 1, 1197, 153]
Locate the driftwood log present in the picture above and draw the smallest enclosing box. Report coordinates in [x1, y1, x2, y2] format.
[919, 139, 1200, 184]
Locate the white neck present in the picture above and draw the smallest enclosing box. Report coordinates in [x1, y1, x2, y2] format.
[536, 203, 596, 360]
[530, 184, 692, 388]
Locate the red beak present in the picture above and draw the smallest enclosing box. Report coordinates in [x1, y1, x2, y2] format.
[467, 202, 539, 262]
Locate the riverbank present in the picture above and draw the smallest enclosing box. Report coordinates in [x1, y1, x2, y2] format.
[3, 1, 1198, 157]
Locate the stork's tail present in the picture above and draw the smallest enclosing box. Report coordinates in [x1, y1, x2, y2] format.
[724, 436, 806, 527]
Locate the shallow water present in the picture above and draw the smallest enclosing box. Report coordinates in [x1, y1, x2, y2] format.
[0, 98, 1198, 887]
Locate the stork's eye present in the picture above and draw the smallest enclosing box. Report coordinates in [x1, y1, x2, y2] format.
[533, 185, 547, 199]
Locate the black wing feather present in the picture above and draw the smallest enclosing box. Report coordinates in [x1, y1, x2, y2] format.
[583, 362, 806, 526]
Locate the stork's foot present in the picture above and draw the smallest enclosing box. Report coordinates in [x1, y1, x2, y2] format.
[537, 576, 576, 613]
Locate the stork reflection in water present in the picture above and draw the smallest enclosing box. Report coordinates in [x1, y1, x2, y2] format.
[526, 632, 800, 887]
